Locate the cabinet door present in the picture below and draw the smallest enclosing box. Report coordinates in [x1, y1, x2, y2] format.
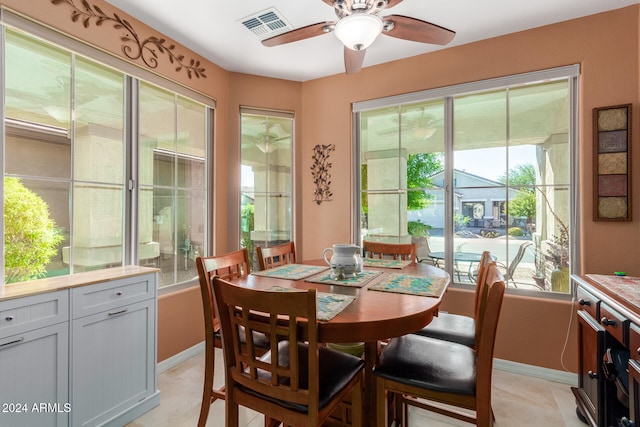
[0, 323, 69, 427]
[628, 359, 640, 426]
[71, 299, 155, 427]
[576, 310, 605, 427]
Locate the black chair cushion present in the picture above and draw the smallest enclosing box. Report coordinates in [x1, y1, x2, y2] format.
[373, 334, 476, 395]
[243, 341, 364, 413]
[413, 313, 475, 347]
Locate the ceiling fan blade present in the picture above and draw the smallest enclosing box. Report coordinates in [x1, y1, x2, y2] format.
[344, 47, 366, 74]
[383, 15, 455, 45]
[262, 22, 334, 47]
[321, 0, 334, 5]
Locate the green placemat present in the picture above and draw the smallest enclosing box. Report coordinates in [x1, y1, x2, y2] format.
[265, 285, 355, 321]
[368, 273, 448, 298]
[362, 258, 412, 269]
[305, 270, 383, 288]
[252, 264, 329, 280]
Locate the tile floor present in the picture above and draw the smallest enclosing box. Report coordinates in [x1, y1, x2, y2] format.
[127, 348, 586, 427]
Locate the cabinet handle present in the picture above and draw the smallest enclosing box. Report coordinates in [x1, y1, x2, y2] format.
[108, 308, 128, 316]
[578, 298, 591, 306]
[4, 315, 14, 321]
[116, 291, 123, 296]
[621, 417, 636, 427]
[588, 370, 597, 379]
[0, 337, 24, 348]
[601, 317, 616, 327]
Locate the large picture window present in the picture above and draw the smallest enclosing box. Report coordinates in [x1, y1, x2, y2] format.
[2, 24, 212, 289]
[355, 67, 578, 295]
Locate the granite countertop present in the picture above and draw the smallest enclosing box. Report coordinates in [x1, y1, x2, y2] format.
[584, 274, 640, 312]
[0, 265, 159, 301]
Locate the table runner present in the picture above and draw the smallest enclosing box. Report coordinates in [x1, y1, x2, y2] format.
[251, 264, 329, 280]
[368, 273, 448, 298]
[305, 270, 383, 288]
[265, 285, 355, 321]
[362, 258, 412, 269]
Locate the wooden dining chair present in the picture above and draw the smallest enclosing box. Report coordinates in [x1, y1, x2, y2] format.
[195, 248, 269, 427]
[412, 250, 492, 348]
[212, 276, 365, 427]
[373, 263, 506, 427]
[256, 241, 296, 270]
[362, 241, 416, 261]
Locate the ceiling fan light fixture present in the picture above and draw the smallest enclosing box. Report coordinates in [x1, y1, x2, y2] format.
[334, 13, 383, 51]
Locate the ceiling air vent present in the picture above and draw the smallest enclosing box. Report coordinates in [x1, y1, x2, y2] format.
[240, 8, 293, 39]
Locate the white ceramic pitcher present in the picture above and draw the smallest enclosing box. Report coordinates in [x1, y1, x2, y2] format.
[322, 244, 363, 279]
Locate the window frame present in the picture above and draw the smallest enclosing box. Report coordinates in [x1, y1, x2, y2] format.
[239, 107, 295, 271]
[353, 65, 580, 299]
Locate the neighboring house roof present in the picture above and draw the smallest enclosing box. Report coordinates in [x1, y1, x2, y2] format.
[427, 169, 506, 188]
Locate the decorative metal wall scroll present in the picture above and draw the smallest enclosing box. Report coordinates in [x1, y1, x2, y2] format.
[593, 104, 632, 221]
[311, 144, 335, 205]
[52, 0, 207, 79]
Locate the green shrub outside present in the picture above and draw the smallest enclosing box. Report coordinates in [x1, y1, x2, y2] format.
[508, 227, 523, 236]
[4, 177, 63, 283]
[407, 220, 431, 237]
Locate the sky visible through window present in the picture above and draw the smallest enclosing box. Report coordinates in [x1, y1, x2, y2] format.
[455, 145, 536, 182]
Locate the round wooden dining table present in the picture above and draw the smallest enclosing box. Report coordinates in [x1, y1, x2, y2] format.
[228, 259, 450, 426]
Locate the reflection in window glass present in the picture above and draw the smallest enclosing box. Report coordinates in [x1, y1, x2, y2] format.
[360, 101, 445, 263]
[357, 76, 573, 294]
[240, 110, 293, 270]
[139, 82, 208, 287]
[72, 56, 126, 273]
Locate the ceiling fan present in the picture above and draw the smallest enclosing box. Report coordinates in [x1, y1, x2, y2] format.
[242, 121, 291, 153]
[262, 0, 455, 74]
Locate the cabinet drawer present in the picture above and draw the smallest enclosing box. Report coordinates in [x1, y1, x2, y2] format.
[0, 290, 69, 337]
[577, 286, 599, 319]
[72, 273, 155, 319]
[599, 302, 629, 345]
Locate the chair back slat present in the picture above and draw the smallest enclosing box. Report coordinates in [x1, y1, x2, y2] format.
[213, 277, 320, 412]
[257, 241, 297, 270]
[362, 241, 416, 261]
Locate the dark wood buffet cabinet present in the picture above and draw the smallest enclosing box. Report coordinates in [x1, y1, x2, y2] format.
[572, 274, 640, 427]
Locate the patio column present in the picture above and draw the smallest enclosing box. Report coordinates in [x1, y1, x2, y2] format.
[250, 164, 291, 244]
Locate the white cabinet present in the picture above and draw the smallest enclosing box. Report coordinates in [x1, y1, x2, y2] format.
[0, 267, 159, 427]
[71, 274, 157, 427]
[0, 291, 69, 427]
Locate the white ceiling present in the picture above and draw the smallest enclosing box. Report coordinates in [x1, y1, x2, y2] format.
[104, 0, 639, 82]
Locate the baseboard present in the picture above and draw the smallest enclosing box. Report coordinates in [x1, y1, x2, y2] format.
[494, 358, 578, 386]
[158, 343, 579, 387]
[157, 341, 205, 374]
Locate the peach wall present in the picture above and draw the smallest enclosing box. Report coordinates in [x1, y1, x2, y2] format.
[3, 0, 640, 371]
[157, 287, 204, 362]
